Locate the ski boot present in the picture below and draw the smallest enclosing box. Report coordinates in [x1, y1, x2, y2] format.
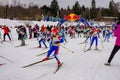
[104, 62, 111, 66]
[37, 46, 41, 48]
[42, 57, 49, 61]
[57, 61, 61, 67]
[45, 46, 48, 48]
[95, 47, 98, 50]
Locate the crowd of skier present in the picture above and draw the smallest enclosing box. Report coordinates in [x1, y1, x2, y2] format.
[0, 20, 120, 67]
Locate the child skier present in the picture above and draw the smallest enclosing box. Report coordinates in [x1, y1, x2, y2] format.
[41, 28, 63, 67]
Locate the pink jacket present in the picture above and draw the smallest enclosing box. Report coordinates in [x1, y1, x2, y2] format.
[114, 24, 120, 46]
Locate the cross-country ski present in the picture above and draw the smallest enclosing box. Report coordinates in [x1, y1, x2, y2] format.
[22, 57, 54, 68]
[53, 62, 63, 74]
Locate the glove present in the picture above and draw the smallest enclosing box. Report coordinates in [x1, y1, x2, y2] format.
[54, 41, 60, 44]
[47, 38, 50, 42]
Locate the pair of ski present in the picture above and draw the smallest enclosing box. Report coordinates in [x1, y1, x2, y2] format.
[15, 44, 28, 48]
[32, 46, 48, 50]
[84, 48, 100, 52]
[79, 42, 87, 44]
[22, 57, 63, 74]
[84, 48, 91, 52]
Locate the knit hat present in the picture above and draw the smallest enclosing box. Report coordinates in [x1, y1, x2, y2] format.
[52, 28, 57, 33]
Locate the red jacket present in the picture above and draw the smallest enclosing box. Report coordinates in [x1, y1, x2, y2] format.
[41, 25, 45, 32]
[1, 25, 9, 34]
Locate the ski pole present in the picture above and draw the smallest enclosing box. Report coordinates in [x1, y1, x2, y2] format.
[83, 35, 91, 51]
[99, 37, 104, 48]
[83, 41, 88, 51]
[36, 51, 48, 56]
[0, 56, 14, 63]
[60, 44, 74, 53]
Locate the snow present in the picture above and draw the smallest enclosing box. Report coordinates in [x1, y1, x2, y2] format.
[0, 19, 120, 80]
[0, 19, 58, 28]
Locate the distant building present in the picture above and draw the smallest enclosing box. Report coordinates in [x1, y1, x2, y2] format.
[96, 16, 117, 23]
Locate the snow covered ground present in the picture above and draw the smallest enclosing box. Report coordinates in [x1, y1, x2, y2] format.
[0, 19, 120, 80]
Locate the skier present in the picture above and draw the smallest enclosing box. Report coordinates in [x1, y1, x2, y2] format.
[0, 25, 11, 41]
[38, 30, 47, 48]
[103, 28, 110, 42]
[76, 26, 82, 37]
[102, 27, 106, 38]
[16, 25, 27, 46]
[59, 26, 67, 44]
[33, 24, 39, 38]
[71, 26, 76, 39]
[41, 28, 63, 67]
[104, 21, 120, 66]
[87, 27, 99, 50]
[83, 27, 88, 38]
[82, 27, 92, 44]
[28, 25, 33, 39]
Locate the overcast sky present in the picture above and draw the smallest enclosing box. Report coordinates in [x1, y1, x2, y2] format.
[0, 0, 120, 8]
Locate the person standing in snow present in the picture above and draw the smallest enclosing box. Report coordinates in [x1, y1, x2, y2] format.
[0, 25, 11, 41]
[16, 25, 27, 46]
[41, 28, 63, 67]
[104, 21, 120, 66]
[71, 26, 76, 39]
[33, 24, 39, 38]
[28, 25, 33, 39]
[102, 27, 106, 38]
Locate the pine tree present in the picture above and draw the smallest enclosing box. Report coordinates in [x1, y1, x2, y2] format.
[91, 0, 96, 8]
[81, 5, 85, 12]
[118, 13, 120, 22]
[109, 0, 114, 16]
[90, 0, 97, 20]
[50, 0, 59, 17]
[41, 5, 50, 16]
[109, 0, 118, 17]
[72, 1, 81, 15]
